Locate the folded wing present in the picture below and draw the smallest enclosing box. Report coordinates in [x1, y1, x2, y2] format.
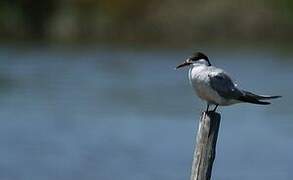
[209, 72, 281, 105]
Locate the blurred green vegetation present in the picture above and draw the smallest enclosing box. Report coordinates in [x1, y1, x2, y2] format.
[0, 0, 293, 46]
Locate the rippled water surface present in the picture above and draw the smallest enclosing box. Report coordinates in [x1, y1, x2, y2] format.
[0, 46, 292, 180]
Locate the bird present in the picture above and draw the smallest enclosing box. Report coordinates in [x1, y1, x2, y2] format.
[176, 52, 281, 112]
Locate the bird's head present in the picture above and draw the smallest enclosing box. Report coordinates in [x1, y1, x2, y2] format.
[176, 52, 211, 69]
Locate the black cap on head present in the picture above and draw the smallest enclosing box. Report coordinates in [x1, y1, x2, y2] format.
[175, 51, 211, 69]
[189, 52, 210, 65]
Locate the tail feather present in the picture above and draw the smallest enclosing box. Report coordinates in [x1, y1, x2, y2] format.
[237, 91, 281, 105]
[238, 96, 270, 105]
[242, 91, 282, 100]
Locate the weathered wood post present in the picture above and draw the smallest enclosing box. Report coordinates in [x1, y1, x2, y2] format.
[190, 111, 221, 180]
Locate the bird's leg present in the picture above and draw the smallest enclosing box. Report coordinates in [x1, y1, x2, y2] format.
[205, 103, 210, 113]
[212, 104, 219, 112]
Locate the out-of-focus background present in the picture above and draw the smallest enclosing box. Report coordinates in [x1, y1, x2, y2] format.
[1, 0, 293, 45]
[0, 0, 292, 180]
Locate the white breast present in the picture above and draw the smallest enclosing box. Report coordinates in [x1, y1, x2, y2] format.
[188, 65, 227, 105]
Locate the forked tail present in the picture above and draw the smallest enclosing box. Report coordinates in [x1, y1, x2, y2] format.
[237, 90, 281, 105]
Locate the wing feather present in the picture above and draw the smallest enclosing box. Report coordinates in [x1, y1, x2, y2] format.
[208, 72, 243, 99]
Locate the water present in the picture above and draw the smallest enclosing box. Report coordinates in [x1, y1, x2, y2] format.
[0, 46, 292, 180]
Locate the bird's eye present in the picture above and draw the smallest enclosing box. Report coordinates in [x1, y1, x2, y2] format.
[186, 58, 192, 63]
[190, 58, 196, 62]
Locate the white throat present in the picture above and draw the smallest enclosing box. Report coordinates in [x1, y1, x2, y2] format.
[188, 61, 209, 84]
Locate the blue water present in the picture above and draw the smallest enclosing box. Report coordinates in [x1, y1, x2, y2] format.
[0, 46, 292, 180]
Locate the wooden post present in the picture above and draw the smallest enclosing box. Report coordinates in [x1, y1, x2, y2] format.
[190, 111, 221, 180]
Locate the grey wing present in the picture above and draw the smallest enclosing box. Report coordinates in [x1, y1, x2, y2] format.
[208, 72, 243, 99]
